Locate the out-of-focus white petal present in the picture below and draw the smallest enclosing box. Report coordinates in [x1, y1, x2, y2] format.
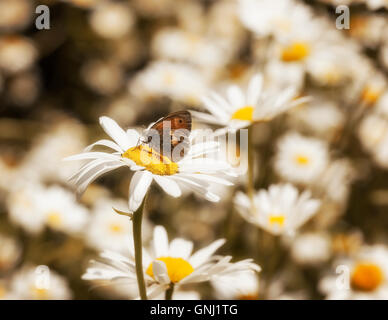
[128, 171, 153, 212]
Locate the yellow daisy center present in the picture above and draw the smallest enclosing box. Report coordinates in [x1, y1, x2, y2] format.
[231, 106, 254, 121]
[351, 262, 384, 292]
[281, 42, 310, 62]
[46, 211, 62, 228]
[31, 286, 49, 300]
[269, 215, 285, 227]
[146, 256, 194, 283]
[109, 223, 123, 233]
[361, 86, 382, 105]
[295, 154, 310, 166]
[122, 145, 179, 176]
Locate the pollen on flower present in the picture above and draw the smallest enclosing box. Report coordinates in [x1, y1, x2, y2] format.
[281, 42, 310, 62]
[351, 262, 384, 292]
[269, 215, 285, 227]
[295, 154, 310, 166]
[146, 257, 194, 283]
[231, 106, 254, 121]
[122, 145, 179, 176]
[238, 293, 259, 300]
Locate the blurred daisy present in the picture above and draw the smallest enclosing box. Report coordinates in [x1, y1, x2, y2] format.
[7, 183, 89, 235]
[89, 2, 135, 39]
[9, 265, 72, 300]
[290, 232, 331, 266]
[82, 225, 260, 299]
[37, 185, 89, 235]
[65, 116, 233, 213]
[274, 132, 329, 185]
[129, 60, 208, 105]
[358, 113, 388, 169]
[211, 271, 260, 300]
[0, 234, 22, 273]
[320, 245, 388, 299]
[234, 183, 320, 236]
[0, 35, 37, 74]
[191, 73, 305, 131]
[86, 198, 151, 253]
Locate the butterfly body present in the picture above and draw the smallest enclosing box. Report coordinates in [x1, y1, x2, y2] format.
[143, 111, 192, 162]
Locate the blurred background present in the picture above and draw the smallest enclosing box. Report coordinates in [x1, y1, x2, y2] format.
[1, 0, 388, 299]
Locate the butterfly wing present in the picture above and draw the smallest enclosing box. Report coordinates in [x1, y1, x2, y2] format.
[145, 111, 192, 161]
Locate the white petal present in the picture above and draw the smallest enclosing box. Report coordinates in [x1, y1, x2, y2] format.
[153, 226, 169, 258]
[189, 239, 226, 268]
[227, 85, 245, 108]
[152, 260, 170, 285]
[128, 171, 153, 213]
[247, 74, 263, 105]
[84, 139, 123, 153]
[168, 239, 193, 260]
[100, 116, 132, 151]
[153, 175, 182, 198]
[64, 152, 118, 162]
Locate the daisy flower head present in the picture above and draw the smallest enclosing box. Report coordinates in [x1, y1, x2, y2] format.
[191, 73, 307, 132]
[9, 265, 72, 300]
[234, 183, 320, 236]
[82, 225, 260, 299]
[211, 270, 260, 300]
[320, 245, 388, 300]
[274, 131, 329, 185]
[65, 115, 234, 213]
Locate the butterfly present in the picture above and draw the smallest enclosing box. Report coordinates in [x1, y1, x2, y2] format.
[142, 110, 192, 162]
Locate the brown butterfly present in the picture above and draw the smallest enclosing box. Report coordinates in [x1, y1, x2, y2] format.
[143, 111, 192, 162]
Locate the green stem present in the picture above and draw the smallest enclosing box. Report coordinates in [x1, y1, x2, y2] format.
[165, 283, 175, 300]
[247, 125, 255, 204]
[132, 198, 147, 300]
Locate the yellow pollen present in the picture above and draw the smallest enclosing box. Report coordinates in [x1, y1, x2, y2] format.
[295, 154, 310, 166]
[281, 42, 310, 62]
[146, 257, 194, 283]
[231, 106, 254, 121]
[46, 212, 62, 228]
[163, 72, 175, 85]
[109, 223, 123, 233]
[361, 86, 382, 105]
[351, 262, 384, 292]
[122, 145, 179, 176]
[269, 215, 285, 227]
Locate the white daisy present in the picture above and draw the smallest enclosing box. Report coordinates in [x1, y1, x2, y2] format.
[274, 132, 329, 185]
[86, 198, 151, 254]
[290, 232, 331, 266]
[65, 116, 234, 213]
[82, 225, 260, 299]
[8, 265, 72, 300]
[7, 183, 89, 235]
[319, 245, 388, 300]
[211, 271, 260, 300]
[234, 183, 320, 236]
[191, 73, 305, 131]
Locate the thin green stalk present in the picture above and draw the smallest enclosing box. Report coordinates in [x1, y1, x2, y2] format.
[132, 198, 147, 300]
[165, 283, 175, 300]
[247, 125, 255, 204]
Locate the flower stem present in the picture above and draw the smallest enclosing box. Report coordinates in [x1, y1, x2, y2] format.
[165, 283, 175, 300]
[132, 198, 147, 300]
[247, 125, 255, 203]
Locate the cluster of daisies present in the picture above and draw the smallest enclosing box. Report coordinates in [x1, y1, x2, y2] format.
[2, 0, 388, 300]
